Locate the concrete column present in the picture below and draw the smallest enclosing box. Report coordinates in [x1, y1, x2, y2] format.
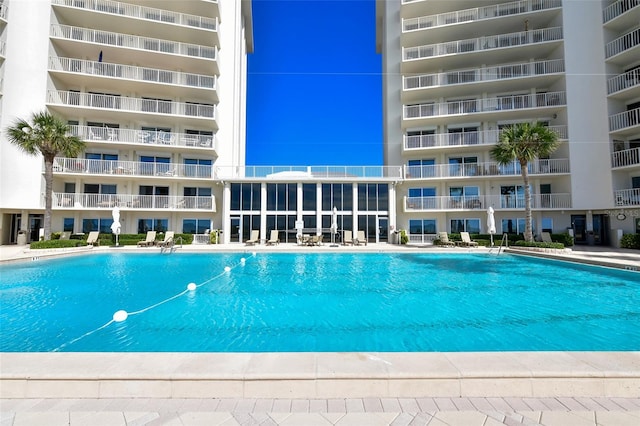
[222, 183, 231, 244]
[316, 184, 322, 235]
[352, 182, 358, 233]
[260, 183, 267, 241]
[388, 183, 396, 233]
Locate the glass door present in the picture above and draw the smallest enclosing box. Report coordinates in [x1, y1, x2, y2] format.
[378, 217, 388, 243]
[571, 215, 587, 244]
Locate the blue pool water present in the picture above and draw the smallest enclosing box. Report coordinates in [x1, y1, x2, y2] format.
[1, 252, 639, 352]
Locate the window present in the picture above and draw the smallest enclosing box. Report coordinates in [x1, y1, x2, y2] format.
[302, 183, 316, 211]
[357, 184, 388, 211]
[323, 183, 353, 210]
[447, 127, 478, 145]
[89, 92, 120, 109]
[450, 218, 481, 233]
[449, 156, 478, 176]
[185, 129, 214, 147]
[184, 158, 212, 178]
[137, 219, 168, 233]
[408, 187, 436, 209]
[407, 159, 435, 178]
[267, 183, 297, 211]
[82, 218, 113, 233]
[86, 152, 118, 173]
[449, 186, 481, 208]
[139, 186, 169, 208]
[501, 218, 532, 234]
[185, 102, 215, 118]
[140, 155, 171, 175]
[182, 219, 210, 234]
[83, 183, 116, 194]
[63, 218, 74, 232]
[406, 129, 436, 148]
[501, 185, 527, 208]
[230, 183, 261, 211]
[409, 219, 436, 235]
[142, 97, 172, 114]
[184, 187, 212, 209]
[542, 218, 552, 233]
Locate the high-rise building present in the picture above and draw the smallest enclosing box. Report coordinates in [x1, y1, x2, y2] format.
[376, 0, 640, 245]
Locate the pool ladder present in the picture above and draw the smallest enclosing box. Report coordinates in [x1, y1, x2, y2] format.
[490, 233, 509, 254]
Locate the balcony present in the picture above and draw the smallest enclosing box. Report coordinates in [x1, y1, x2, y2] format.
[402, 27, 562, 72]
[609, 107, 640, 135]
[52, 192, 216, 211]
[0, 40, 5, 58]
[611, 147, 640, 168]
[605, 28, 640, 65]
[69, 125, 217, 151]
[214, 166, 403, 181]
[0, 1, 6, 21]
[47, 90, 217, 127]
[603, 0, 640, 30]
[49, 57, 218, 100]
[53, 157, 214, 179]
[614, 188, 640, 206]
[403, 91, 566, 126]
[607, 68, 640, 98]
[404, 193, 572, 211]
[402, 59, 564, 101]
[405, 158, 570, 180]
[403, 125, 567, 151]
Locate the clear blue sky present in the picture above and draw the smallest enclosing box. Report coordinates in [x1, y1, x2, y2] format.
[246, 0, 382, 166]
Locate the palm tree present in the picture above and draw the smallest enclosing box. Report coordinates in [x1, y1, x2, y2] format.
[490, 122, 559, 242]
[5, 111, 85, 241]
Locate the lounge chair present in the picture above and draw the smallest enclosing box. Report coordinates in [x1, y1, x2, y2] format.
[354, 230, 368, 246]
[266, 230, 280, 245]
[458, 231, 478, 247]
[306, 234, 322, 246]
[137, 231, 157, 247]
[59, 231, 71, 240]
[86, 231, 100, 246]
[541, 232, 553, 243]
[245, 229, 260, 245]
[157, 231, 175, 248]
[342, 230, 353, 246]
[437, 231, 456, 247]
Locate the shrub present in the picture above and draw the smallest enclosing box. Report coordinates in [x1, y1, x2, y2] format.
[30, 240, 83, 249]
[513, 240, 565, 249]
[620, 233, 640, 250]
[552, 232, 574, 247]
[400, 229, 408, 244]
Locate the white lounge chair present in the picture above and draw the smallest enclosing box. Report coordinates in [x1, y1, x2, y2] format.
[541, 232, 553, 243]
[137, 231, 157, 247]
[86, 231, 100, 246]
[342, 230, 353, 245]
[245, 230, 260, 245]
[437, 231, 456, 247]
[266, 230, 279, 245]
[158, 231, 175, 248]
[458, 231, 478, 247]
[354, 230, 368, 246]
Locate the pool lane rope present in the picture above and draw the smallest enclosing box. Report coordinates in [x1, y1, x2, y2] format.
[53, 253, 256, 352]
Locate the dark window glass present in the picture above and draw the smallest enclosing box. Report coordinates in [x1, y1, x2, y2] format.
[230, 183, 240, 210]
[303, 184, 316, 210]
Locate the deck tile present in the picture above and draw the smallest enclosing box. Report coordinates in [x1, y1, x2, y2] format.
[253, 398, 274, 412]
[271, 399, 292, 412]
[433, 397, 456, 411]
[397, 398, 419, 412]
[558, 397, 590, 410]
[467, 397, 494, 411]
[345, 398, 364, 413]
[290, 399, 309, 412]
[486, 397, 513, 411]
[504, 397, 532, 411]
[380, 397, 401, 412]
[451, 397, 476, 410]
[327, 399, 346, 412]
[309, 399, 328, 413]
[539, 411, 595, 426]
[363, 397, 384, 412]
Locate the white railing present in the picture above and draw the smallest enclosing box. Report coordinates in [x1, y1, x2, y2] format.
[611, 147, 640, 168]
[404, 59, 564, 90]
[403, 0, 561, 32]
[49, 57, 217, 90]
[53, 157, 214, 179]
[607, 68, 640, 94]
[69, 125, 216, 149]
[51, 0, 218, 31]
[0, 40, 5, 57]
[605, 28, 640, 59]
[609, 107, 640, 132]
[614, 188, 640, 206]
[405, 158, 570, 179]
[405, 193, 572, 210]
[404, 91, 566, 120]
[48, 90, 216, 119]
[214, 166, 403, 180]
[53, 192, 215, 210]
[603, 0, 640, 23]
[404, 125, 567, 150]
[0, 2, 6, 20]
[50, 24, 217, 61]
[403, 27, 562, 61]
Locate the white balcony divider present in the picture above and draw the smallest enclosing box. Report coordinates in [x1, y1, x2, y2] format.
[607, 68, 640, 94]
[53, 157, 214, 179]
[611, 147, 640, 168]
[603, 0, 640, 23]
[50, 24, 217, 60]
[614, 188, 640, 206]
[405, 158, 570, 179]
[403, 125, 567, 150]
[53, 192, 215, 210]
[405, 193, 571, 211]
[214, 166, 403, 180]
[609, 107, 640, 132]
[403, 27, 562, 61]
[49, 57, 217, 89]
[404, 59, 564, 90]
[605, 28, 640, 59]
[48, 90, 216, 119]
[0, 2, 6, 20]
[52, 0, 218, 31]
[404, 91, 566, 119]
[0, 40, 5, 57]
[69, 125, 216, 149]
[403, 0, 561, 32]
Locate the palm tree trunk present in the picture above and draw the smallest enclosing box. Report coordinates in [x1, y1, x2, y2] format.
[43, 155, 54, 241]
[521, 159, 533, 242]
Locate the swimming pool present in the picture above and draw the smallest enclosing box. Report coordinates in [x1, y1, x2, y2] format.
[1, 252, 638, 352]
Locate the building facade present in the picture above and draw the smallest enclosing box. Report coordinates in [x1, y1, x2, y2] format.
[376, 0, 640, 245]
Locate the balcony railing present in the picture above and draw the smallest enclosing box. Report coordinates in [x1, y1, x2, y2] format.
[607, 68, 640, 94]
[50, 24, 217, 61]
[48, 90, 216, 119]
[51, 0, 218, 31]
[405, 158, 570, 179]
[53, 192, 215, 210]
[404, 91, 566, 120]
[50, 57, 217, 90]
[69, 125, 216, 149]
[611, 147, 640, 168]
[609, 107, 640, 132]
[403, 0, 561, 32]
[614, 188, 640, 206]
[0, 2, 6, 20]
[405, 193, 572, 211]
[53, 157, 214, 179]
[214, 166, 403, 180]
[0, 40, 5, 57]
[404, 125, 568, 150]
[603, 0, 640, 23]
[404, 59, 564, 91]
[605, 28, 640, 59]
[403, 27, 562, 61]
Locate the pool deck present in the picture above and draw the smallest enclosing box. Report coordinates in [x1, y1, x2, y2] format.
[1, 243, 639, 425]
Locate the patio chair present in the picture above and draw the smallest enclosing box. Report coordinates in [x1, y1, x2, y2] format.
[306, 234, 322, 246]
[157, 231, 175, 248]
[342, 230, 353, 246]
[437, 231, 456, 247]
[137, 231, 157, 247]
[86, 231, 100, 247]
[59, 231, 71, 240]
[541, 232, 553, 243]
[266, 230, 280, 245]
[354, 230, 368, 246]
[458, 231, 478, 247]
[245, 230, 260, 245]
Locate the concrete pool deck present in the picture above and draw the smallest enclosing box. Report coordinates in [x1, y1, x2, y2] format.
[1, 243, 639, 425]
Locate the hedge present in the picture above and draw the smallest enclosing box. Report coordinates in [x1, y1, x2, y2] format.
[620, 233, 640, 250]
[30, 233, 195, 249]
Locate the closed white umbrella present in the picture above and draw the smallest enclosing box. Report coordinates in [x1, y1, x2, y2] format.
[110, 206, 121, 246]
[330, 206, 338, 246]
[487, 206, 496, 246]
